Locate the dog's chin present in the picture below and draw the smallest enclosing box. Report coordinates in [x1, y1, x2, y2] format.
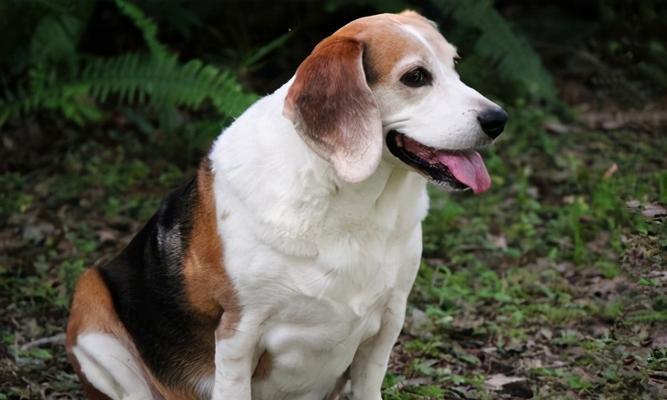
[385, 130, 492, 194]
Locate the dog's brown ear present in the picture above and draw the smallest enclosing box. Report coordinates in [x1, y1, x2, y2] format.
[284, 36, 382, 183]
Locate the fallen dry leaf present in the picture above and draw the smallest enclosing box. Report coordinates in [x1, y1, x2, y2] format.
[544, 120, 577, 135]
[487, 233, 508, 250]
[641, 203, 667, 218]
[603, 163, 619, 179]
[485, 374, 526, 390]
[97, 228, 118, 243]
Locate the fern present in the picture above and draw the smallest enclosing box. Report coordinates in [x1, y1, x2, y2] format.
[83, 53, 256, 116]
[430, 0, 559, 105]
[114, 0, 169, 60]
[29, 14, 83, 68]
[0, 54, 257, 125]
[0, 0, 256, 126]
[0, 76, 97, 125]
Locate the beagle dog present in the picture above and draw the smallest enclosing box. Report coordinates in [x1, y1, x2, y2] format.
[66, 10, 507, 400]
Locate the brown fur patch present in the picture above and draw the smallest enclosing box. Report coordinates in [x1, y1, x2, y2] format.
[284, 32, 384, 183]
[325, 368, 351, 400]
[66, 268, 123, 344]
[181, 160, 241, 373]
[252, 351, 273, 380]
[65, 268, 113, 399]
[285, 36, 377, 156]
[182, 161, 239, 324]
[329, 12, 456, 86]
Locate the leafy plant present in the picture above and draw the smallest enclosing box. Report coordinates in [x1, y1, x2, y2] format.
[0, 0, 257, 126]
[429, 0, 560, 107]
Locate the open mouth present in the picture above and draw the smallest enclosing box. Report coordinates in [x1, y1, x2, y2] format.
[386, 131, 491, 193]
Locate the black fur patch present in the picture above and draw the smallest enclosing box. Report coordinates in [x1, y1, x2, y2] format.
[99, 176, 215, 389]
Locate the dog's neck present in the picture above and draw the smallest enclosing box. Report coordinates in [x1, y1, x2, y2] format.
[209, 81, 428, 256]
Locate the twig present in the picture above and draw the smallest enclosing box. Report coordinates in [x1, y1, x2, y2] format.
[20, 333, 66, 350]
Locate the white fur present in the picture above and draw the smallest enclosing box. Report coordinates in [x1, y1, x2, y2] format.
[73, 333, 153, 400]
[209, 82, 427, 400]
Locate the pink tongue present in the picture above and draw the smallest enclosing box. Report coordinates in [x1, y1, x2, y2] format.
[436, 150, 491, 194]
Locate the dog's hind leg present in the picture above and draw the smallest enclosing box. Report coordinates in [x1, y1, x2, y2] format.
[70, 332, 154, 400]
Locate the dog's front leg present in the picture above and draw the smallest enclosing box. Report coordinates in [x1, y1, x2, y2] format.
[212, 312, 261, 400]
[349, 293, 409, 400]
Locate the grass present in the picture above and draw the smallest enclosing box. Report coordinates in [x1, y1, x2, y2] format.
[0, 105, 665, 399]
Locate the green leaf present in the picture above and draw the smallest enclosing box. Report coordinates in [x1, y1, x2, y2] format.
[430, 0, 559, 105]
[114, 0, 169, 60]
[30, 14, 83, 67]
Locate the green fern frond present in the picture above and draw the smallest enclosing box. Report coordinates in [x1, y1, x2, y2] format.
[114, 0, 169, 60]
[30, 14, 83, 67]
[0, 53, 257, 125]
[82, 53, 257, 116]
[0, 0, 257, 127]
[0, 78, 96, 125]
[430, 0, 559, 104]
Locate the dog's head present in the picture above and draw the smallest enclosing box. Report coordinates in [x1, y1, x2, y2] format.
[284, 11, 507, 193]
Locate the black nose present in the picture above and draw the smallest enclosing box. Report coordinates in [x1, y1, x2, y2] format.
[477, 107, 508, 139]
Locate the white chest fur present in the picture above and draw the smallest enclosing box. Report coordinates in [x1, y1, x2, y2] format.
[208, 84, 429, 399]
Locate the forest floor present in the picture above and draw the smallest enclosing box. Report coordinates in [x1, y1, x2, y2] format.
[1, 76, 666, 400]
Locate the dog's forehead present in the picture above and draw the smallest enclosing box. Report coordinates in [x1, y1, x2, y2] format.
[333, 12, 457, 80]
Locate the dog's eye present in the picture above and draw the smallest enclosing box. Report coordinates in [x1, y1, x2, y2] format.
[400, 67, 431, 88]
